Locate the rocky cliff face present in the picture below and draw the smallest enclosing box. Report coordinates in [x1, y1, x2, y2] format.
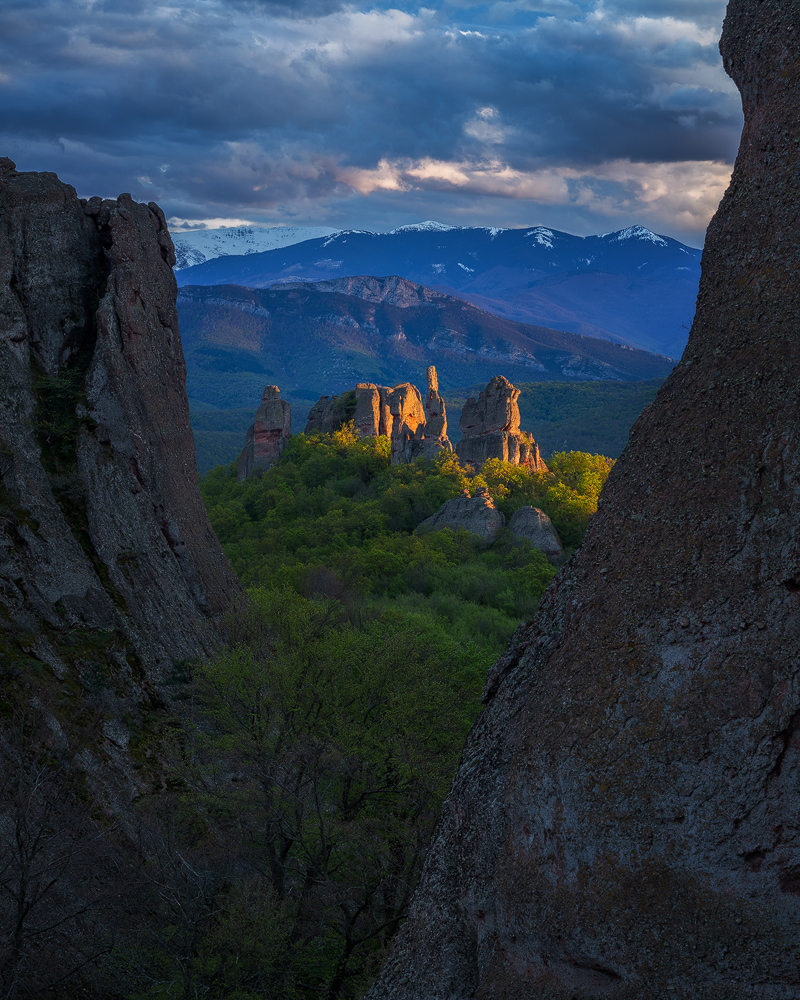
[368, 2, 800, 997]
[456, 375, 548, 471]
[237, 385, 291, 479]
[304, 368, 452, 465]
[0, 160, 240, 678]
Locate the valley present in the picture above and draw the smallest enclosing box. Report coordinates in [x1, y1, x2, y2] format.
[175, 222, 701, 358]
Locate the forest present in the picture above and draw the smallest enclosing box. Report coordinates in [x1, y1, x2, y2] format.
[0, 428, 612, 1000]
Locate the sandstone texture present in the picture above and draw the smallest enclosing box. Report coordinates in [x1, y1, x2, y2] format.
[456, 375, 548, 471]
[507, 506, 563, 563]
[416, 487, 505, 544]
[237, 385, 291, 479]
[304, 368, 452, 465]
[420, 365, 452, 458]
[0, 160, 241, 678]
[368, 3, 800, 998]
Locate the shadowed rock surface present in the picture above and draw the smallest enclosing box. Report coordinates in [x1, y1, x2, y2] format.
[368, 2, 800, 997]
[237, 385, 291, 479]
[456, 375, 548, 472]
[416, 487, 505, 544]
[0, 159, 241, 678]
[507, 506, 563, 563]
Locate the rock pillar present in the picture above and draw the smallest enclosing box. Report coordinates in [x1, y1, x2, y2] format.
[456, 374, 547, 471]
[237, 385, 291, 479]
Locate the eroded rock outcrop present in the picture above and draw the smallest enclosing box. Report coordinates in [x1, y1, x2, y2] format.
[456, 374, 548, 471]
[304, 368, 452, 465]
[420, 365, 451, 458]
[0, 160, 241, 678]
[237, 385, 291, 479]
[508, 506, 563, 563]
[369, 3, 800, 997]
[416, 487, 505, 543]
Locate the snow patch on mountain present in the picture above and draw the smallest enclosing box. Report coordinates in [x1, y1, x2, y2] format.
[525, 227, 555, 248]
[172, 225, 339, 269]
[605, 226, 668, 246]
[390, 221, 458, 233]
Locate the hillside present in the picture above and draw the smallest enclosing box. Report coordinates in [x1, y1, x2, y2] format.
[175, 222, 701, 358]
[178, 277, 675, 422]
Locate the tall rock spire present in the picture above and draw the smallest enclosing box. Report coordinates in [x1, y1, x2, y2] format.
[456, 375, 547, 471]
[368, 2, 800, 996]
[237, 385, 291, 479]
[0, 161, 241, 676]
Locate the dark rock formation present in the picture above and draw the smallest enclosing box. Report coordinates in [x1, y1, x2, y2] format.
[368, 3, 800, 997]
[0, 160, 241, 678]
[237, 385, 291, 479]
[456, 375, 548, 471]
[416, 487, 505, 544]
[304, 368, 452, 465]
[507, 506, 563, 563]
[304, 389, 357, 435]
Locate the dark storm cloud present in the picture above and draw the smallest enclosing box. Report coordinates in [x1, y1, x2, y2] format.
[0, 0, 739, 240]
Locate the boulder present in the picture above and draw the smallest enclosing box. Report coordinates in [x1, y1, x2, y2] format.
[416, 487, 504, 543]
[368, 3, 800, 997]
[237, 385, 291, 479]
[507, 506, 562, 563]
[455, 374, 547, 471]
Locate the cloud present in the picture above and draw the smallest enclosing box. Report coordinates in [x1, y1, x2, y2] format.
[0, 0, 740, 243]
[340, 154, 731, 234]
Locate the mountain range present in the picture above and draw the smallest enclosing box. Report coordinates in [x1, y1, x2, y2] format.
[175, 222, 702, 358]
[178, 275, 675, 423]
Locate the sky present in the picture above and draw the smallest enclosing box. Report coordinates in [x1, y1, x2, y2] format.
[0, 0, 740, 245]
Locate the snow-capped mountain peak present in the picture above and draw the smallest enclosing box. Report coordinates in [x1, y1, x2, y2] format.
[171, 224, 340, 269]
[605, 226, 669, 246]
[525, 227, 555, 248]
[389, 221, 458, 234]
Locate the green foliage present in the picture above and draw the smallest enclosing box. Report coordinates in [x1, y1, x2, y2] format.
[190, 407, 254, 474]
[198, 432, 600, 662]
[119, 589, 480, 1000]
[136, 434, 613, 999]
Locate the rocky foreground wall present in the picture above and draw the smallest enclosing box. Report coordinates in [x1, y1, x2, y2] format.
[369, 2, 800, 997]
[0, 160, 240, 678]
